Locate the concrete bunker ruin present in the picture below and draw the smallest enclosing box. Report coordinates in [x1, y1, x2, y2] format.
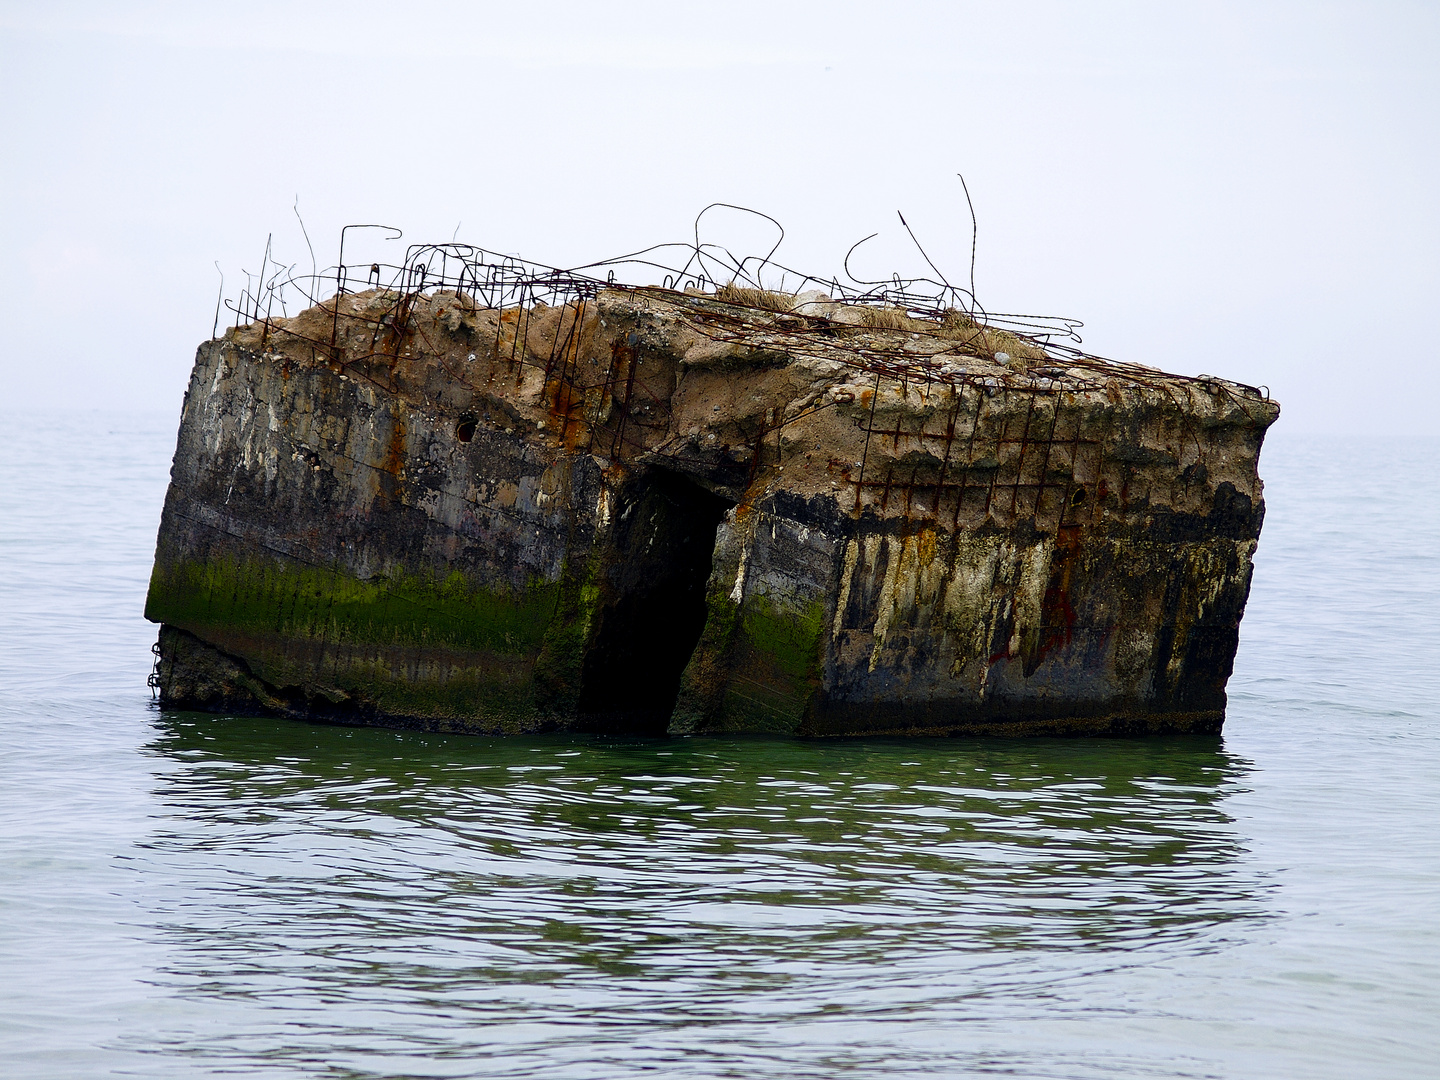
[146, 248, 1278, 737]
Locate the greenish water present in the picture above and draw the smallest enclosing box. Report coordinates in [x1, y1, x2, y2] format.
[2, 413, 1437, 1078]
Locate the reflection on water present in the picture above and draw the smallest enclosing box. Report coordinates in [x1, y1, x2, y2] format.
[134, 715, 1266, 1078]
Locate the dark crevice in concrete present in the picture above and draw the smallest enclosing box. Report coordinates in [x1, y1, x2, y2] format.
[576, 470, 733, 734]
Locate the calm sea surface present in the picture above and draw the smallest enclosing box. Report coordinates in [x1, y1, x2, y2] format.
[1, 411, 1436, 1079]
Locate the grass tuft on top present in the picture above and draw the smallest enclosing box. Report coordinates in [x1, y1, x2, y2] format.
[716, 283, 796, 313]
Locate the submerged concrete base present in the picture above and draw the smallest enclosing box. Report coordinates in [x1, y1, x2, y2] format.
[157, 625, 1223, 737]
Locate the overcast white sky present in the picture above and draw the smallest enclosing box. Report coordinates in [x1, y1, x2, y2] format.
[2, 0, 1436, 434]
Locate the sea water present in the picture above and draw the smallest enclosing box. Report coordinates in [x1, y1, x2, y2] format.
[1, 411, 1436, 1079]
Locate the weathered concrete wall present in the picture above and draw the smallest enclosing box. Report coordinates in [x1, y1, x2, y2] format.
[147, 285, 1278, 735]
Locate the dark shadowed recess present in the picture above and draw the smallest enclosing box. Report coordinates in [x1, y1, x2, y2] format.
[577, 469, 733, 734]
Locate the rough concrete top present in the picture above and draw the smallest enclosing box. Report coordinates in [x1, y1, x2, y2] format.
[223, 283, 1278, 519]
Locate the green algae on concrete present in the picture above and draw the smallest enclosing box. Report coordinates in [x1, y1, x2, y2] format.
[146, 555, 560, 656]
[725, 595, 828, 733]
[146, 554, 571, 729]
[675, 591, 827, 735]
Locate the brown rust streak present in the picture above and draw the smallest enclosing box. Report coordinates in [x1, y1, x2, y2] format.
[377, 406, 407, 511]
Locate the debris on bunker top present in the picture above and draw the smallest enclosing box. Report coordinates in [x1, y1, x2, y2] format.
[222, 275, 1276, 521]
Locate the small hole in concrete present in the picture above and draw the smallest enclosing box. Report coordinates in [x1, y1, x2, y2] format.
[456, 414, 477, 442]
[1071, 487, 1087, 508]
